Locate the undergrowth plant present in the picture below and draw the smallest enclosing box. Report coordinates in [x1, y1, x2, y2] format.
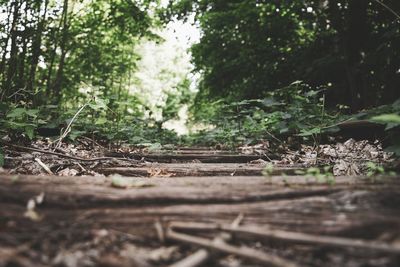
[1, 81, 398, 152]
[0, 94, 181, 146]
[187, 82, 339, 146]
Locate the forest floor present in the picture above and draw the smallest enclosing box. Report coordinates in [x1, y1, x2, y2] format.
[1, 139, 400, 267]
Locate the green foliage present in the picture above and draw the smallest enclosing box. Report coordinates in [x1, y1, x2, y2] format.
[1, 105, 41, 139]
[355, 99, 400, 155]
[55, 94, 180, 144]
[162, 78, 193, 122]
[0, 0, 186, 146]
[371, 114, 400, 130]
[365, 162, 396, 177]
[295, 166, 335, 184]
[165, 0, 400, 112]
[188, 82, 336, 146]
[262, 163, 275, 177]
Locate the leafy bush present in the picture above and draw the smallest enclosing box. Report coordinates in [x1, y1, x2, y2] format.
[187, 82, 338, 146]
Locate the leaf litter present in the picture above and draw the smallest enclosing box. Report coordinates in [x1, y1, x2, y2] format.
[278, 139, 395, 176]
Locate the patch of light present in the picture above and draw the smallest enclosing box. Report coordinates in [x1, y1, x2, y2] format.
[130, 13, 201, 124]
[163, 105, 189, 135]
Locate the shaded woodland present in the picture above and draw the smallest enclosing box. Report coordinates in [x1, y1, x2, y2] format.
[0, 0, 399, 146]
[1, 1, 400, 267]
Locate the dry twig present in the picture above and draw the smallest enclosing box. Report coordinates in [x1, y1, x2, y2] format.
[55, 100, 91, 149]
[169, 222, 400, 255]
[1, 141, 137, 162]
[169, 214, 244, 267]
[166, 228, 299, 267]
[34, 158, 54, 175]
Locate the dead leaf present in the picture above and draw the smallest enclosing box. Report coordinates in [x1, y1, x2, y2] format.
[58, 168, 79, 176]
[111, 175, 155, 189]
[147, 168, 174, 178]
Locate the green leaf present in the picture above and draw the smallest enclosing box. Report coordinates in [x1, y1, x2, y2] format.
[6, 121, 36, 129]
[297, 127, 321, 137]
[261, 98, 282, 107]
[25, 109, 39, 117]
[370, 113, 400, 124]
[370, 113, 400, 130]
[25, 126, 35, 139]
[69, 130, 86, 141]
[95, 117, 107, 125]
[6, 108, 27, 119]
[90, 98, 109, 111]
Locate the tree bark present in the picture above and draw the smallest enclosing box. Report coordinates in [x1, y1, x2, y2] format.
[344, 0, 368, 112]
[52, 0, 69, 102]
[2, 0, 21, 101]
[28, 0, 49, 103]
[0, 2, 13, 87]
[15, 1, 30, 98]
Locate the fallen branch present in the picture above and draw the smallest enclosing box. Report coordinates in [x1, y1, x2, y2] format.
[169, 214, 244, 267]
[372, 0, 400, 21]
[166, 228, 299, 267]
[169, 222, 400, 255]
[1, 141, 136, 163]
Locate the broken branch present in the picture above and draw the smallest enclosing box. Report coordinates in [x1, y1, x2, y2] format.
[166, 224, 298, 267]
[169, 222, 400, 255]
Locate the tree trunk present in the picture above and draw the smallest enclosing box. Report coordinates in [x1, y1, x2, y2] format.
[52, 0, 69, 102]
[16, 1, 30, 99]
[2, 0, 21, 101]
[0, 2, 13, 87]
[344, 0, 368, 112]
[28, 0, 49, 105]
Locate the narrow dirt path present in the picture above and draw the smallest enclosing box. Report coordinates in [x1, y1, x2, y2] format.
[1, 149, 400, 267]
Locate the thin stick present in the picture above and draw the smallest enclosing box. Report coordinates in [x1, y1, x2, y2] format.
[265, 129, 282, 144]
[55, 100, 91, 149]
[34, 158, 54, 175]
[1, 141, 135, 162]
[166, 228, 299, 267]
[169, 214, 244, 267]
[169, 222, 400, 255]
[76, 163, 87, 172]
[373, 0, 400, 21]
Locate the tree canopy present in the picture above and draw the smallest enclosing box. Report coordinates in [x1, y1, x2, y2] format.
[165, 0, 400, 113]
[0, 0, 158, 107]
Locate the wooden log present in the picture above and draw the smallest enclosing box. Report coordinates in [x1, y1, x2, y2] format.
[1, 173, 400, 267]
[0, 174, 398, 210]
[140, 149, 237, 155]
[97, 163, 303, 177]
[104, 152, 278, 163]
[0, 174, 345, 208]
